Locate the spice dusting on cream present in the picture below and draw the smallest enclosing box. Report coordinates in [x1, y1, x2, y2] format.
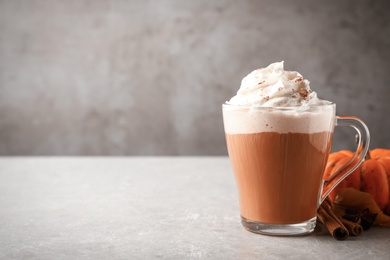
[227, 61, 328, 107]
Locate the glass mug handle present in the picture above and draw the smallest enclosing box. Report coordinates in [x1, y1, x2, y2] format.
[320, 116, 370, 204]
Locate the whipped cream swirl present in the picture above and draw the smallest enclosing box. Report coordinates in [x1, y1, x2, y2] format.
[227, 61, 326, 107]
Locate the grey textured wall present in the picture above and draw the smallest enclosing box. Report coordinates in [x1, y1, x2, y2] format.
[0, 0, 389, 155]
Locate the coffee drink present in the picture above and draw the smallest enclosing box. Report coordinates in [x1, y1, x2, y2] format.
[223, 61, 369, 235]
[223, 61, 336, 233]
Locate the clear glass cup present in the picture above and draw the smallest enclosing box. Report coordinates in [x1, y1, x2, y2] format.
[222, 102, 369, 236]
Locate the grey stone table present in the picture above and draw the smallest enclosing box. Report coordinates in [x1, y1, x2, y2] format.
[0, 157, 389, 259]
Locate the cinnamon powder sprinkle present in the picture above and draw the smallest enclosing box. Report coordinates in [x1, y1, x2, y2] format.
[258, 80, 265, 85]
[295, 77, 303, 82]
[298, 88, 309, 99]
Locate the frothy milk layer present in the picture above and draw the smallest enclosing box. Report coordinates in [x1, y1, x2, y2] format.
[223, 105, 335, 134]
[224, 61, 333, 134]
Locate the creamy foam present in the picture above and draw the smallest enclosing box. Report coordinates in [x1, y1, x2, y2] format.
[223, 105, 335, 134]
[223, 61, 334, 134]
[228, 61, 327, 107]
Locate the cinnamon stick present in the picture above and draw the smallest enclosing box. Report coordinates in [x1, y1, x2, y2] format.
[324, 197, 363, 236]
[317, 203, 349, 240]
[339, 218, 363, 236]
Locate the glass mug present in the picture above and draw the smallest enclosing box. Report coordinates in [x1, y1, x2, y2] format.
[222, 102, 370, 236]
